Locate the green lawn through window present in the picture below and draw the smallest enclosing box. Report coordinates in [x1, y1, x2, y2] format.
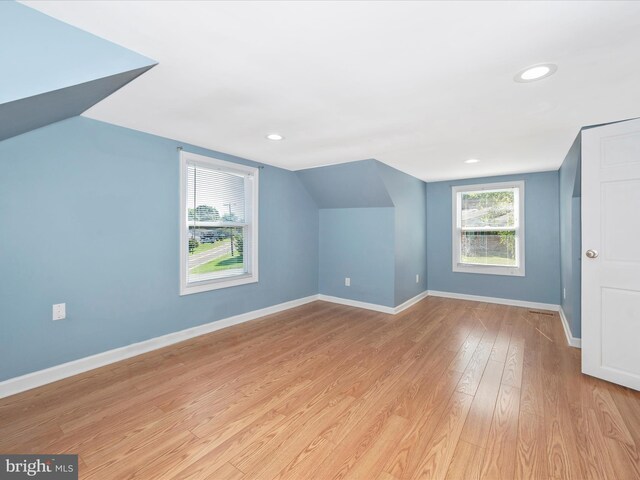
[190, 253, 244, 274]
[461, 256, 516, 266]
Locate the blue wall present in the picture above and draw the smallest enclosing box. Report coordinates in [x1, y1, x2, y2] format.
[296, 160, 393, 208]
[0, 2, 154, 104]
[559, 134, 582, 337]
[0, 117, 318, 381]
[376, 162, 428, 305]
[300, 159, 427, 308]
[0, 115, 571, 382]
[0, 2, 155, 142]
[427, 171, 561, 305]
[319, 208, 395, 307]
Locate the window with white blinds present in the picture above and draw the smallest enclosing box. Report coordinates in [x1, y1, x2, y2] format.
[180, 151, 259, 295]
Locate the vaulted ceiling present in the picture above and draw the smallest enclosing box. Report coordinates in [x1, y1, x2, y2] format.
[22, 1, 640, 180]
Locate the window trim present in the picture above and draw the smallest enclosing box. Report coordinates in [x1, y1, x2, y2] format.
[451, 180, 525, 277]
[179, 150, 259, 295]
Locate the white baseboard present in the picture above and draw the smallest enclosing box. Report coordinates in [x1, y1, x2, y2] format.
[0, 295, 319, 399]
[559, 307, 582, 348]
[427, 290, 560, 312]
[0, 288, 572, 399]
[317, 294, 395, 314]
[317, 290, 429, 315]
[394, 290, 430, 314]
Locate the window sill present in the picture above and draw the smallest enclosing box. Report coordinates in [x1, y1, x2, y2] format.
[180, 273, 258, 295]
[453, 263, 525, 277]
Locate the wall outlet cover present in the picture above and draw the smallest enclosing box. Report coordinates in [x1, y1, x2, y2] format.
[53, 303, 66, 321]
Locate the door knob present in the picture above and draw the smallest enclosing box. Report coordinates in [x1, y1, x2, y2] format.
[586, 249, 599, 259]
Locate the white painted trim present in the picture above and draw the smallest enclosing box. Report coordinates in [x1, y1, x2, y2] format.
[0, 295, 318, 399]
[317, 294, 395, 314]
[317, 290, 429, 315]
[1, 289, 569, 399]
[427, 290, 559, 312]
[559, 307, 582, 348]
[394, 291, 430, 314]
[179, 150, 259, 296]
[427, 290, 582, 348]
[451, 181, 525, 277]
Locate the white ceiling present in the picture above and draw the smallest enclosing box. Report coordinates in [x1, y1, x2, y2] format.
[23, 1, 640, 181]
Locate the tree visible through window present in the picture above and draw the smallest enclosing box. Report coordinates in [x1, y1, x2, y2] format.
[452, 181, 525, 276]
[180, 151, 259, 295]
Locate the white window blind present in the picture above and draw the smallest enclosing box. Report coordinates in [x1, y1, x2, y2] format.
[180, 151, 258, 295]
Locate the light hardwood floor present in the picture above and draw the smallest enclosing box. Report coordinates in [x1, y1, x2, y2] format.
[1, 298, 639, 479]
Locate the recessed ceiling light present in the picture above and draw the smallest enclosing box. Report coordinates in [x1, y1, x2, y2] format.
[465, 158, 480, 164]
[515, 64, 557, 83]
[266, 133, 284, 141]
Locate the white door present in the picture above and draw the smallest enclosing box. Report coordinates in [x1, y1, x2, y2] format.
[582, 118, 640, 391]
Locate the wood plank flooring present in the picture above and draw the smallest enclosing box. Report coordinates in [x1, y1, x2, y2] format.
[1, 298, 639, 479]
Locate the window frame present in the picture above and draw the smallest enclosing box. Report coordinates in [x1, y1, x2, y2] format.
[451, 180, 525, 277]
[179, 150, 259, 295]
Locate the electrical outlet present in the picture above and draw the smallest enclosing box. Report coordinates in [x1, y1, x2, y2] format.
[563, 288, 566, 300]
[416, 274, 420, 283]
[53, 303, 66, 321]
[345, 277, 351, 287]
